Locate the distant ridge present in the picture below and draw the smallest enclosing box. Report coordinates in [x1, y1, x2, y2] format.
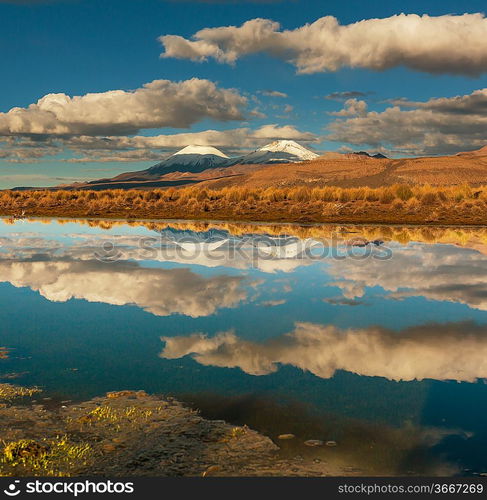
[353, 151, 388, 159]
[457, 145, 487, 157]
[317, 151, 388, 161]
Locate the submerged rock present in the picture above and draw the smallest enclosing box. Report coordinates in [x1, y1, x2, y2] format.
[278, 434, 296, 440]
[304, 440, 324, 447]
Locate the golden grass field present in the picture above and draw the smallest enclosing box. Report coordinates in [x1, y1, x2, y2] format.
[1, 183, 486, 225]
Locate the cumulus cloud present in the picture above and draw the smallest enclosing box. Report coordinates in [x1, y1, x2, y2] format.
[327, 88, 487, 155]
[0, 124, 318, 162]
[159, 14, 487, 76]
[0, 78, 246, 137]
[0, 258, 248, 317]
[160, 321, 487, 382]
[329, 98, 368, 117]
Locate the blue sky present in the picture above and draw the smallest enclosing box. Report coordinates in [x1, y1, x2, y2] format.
[0, 0, 486, 188]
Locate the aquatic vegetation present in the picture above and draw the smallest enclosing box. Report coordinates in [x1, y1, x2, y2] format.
[0, 384, 41, 401]
[79, 405, 158, 427]
[0, 392, 308, 477]
[3, 440, 48, 464]
[1, 437, 92, 476]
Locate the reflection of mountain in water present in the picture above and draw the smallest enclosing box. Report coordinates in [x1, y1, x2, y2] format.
[0, 224, 486, 315]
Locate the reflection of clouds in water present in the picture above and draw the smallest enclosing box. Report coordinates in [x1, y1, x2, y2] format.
[259, 299, 286, 307]
[0, 259, 248, 318]
[0, 233, 318, 273]
[323, 297, 366, 306]
[161, 321, 487, 382]
[2, 232, 487, 310]
[0, 236, 62, 251]
[328, 244, 487, 311]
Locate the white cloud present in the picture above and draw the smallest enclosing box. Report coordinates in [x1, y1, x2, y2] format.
[0, 124, 318, 163]
[160, 321, 487, 382]
[258, 90, 288, 98]
[327, 88, 487, 155]
[0, 78, 246, 137]
[159, 13, 487, 75]
[329, 98, 368, 117]
[0, 138, 62, 162]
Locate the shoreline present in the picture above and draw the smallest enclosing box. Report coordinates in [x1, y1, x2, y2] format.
[0, 208, 486, 227]
[0, 389, 353, 477]
[2, 213, 487, 229]
[1, 184, 486, 226]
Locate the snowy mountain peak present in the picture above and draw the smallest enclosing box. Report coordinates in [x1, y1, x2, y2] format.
[173, 145, 229, 158]
[258, 140, 318, 160]
[145, 140, 318, 175]
[146, 145, 230, 175]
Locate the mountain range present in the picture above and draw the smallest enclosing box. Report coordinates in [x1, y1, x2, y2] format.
[38, 141, 487, 191]
[70, 140, 321, 189]
[124, 140, 319, 178]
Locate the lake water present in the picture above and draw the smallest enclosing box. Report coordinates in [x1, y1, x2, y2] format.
[1, 217, 487, 476]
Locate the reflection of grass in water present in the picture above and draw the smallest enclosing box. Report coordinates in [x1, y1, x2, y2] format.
[1, 437, 92, 477]
[20, 217, 487, 251]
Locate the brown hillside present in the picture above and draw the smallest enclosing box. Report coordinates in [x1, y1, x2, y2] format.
[197, 150, 487, 190]
[50, 146, 487, 192]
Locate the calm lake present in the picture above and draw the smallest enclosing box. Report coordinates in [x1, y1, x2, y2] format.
[1, 217, 487, 476]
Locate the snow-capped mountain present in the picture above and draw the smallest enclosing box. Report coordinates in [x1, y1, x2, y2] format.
[146, 145, 230, 175]
[231, 140, 319, 165]
[144, 140, 318, 175]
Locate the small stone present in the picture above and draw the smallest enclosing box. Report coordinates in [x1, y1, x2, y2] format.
[304, 440, 324, 447]
[278, 434, 295, 440]
[325, 440, 337, 447]
[102, 444, 117, 453]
